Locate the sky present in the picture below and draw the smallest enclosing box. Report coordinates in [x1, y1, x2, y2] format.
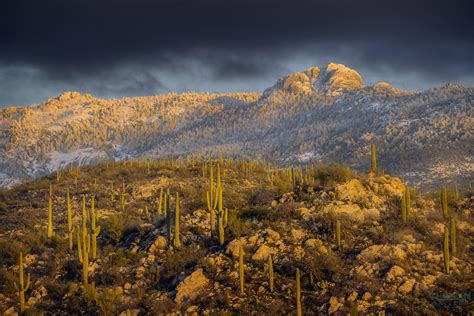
[1, 0, 473, 107]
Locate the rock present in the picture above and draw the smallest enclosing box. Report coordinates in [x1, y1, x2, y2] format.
[328, 296, 343, 314]
[291, 228, 306, 242]
[252, 245, 277, 261]
[335, 179, 383, 207]
[186, 305, 199, 315]
[149, 236, 167, 253]
[175, 269, 209, 304]
[398, 279, 416, 294]
[264, 228, 281, 241]
[304, 238, 322, 249]
[3, 307, 17, 316]
[293, 246, 305, 260]
[358, 244, 406, 262]
[323, 203, 380, 223]
[271, 200, 278, 208]
[124, 282, 132, 290]
[226, 239, 245, 257]
[362, 292, 372, 301]
[386, 265, 405, 281]
[347, 291, 358, 302]
[297, 207, 312, 220]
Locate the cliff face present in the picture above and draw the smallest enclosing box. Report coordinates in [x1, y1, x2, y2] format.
[0, 63, 472, 189]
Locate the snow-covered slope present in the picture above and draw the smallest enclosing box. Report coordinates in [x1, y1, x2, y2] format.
[0, 63, 472, 189]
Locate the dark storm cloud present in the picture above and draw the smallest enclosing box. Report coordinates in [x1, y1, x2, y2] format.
[1, 0, 473, 106]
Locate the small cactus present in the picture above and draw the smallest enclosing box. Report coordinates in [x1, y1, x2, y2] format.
[401, 195, 407, 224]
[157, 188, 163, 217]
[441, 187, 448, 218]
[450, 218, 457, 256]
[443, 226, 450, 274]
[371, 144, 377, 174]
[296, 268, 302, 316]
[239, 244, 244, 295]
[268, 255, 274, 292]
[13, 252, 31, 313]
[174, 193, 181, 248]
[336, 220, 341, 250]
[47, 194, 53, 238]
[405, 185, 411, 218]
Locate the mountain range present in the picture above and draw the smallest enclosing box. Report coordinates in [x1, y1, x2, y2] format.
[0, 63, 472, 189]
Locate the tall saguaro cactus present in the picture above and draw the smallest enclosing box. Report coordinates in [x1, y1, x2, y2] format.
[443, 226, 450, 274]
[371, 144, 377, 174]
[441, 187, 448, 218]
[405, 185, 411, 218]
[174, 192, 181, 248]
[47, 194, 53, 238]
[239, 244, 244, 295]
[336, 220, 341, 250]
[166, 189, 172, 242]
[401, 195, 407, 224]
[14, 252, 31, 313]
[450, 218, 457, 256]
[296, 268, 302, 316]
[268, 255, 274, 292]
[66, 187, 74, 251]
[90, 195, 101, 260]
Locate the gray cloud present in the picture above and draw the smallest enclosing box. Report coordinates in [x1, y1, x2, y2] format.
[1, 0, 473, 107]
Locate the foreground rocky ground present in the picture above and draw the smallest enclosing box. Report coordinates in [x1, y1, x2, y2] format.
[0, 159, 472, 315]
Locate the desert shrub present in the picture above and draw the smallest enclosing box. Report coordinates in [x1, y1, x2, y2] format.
[62, 259, 82, 281]
[226, 210, 252, 239]
[101, 212, 127, 244]
[314, 163, 354, 187]
[96, 263, 123, 287]
[160, 247, 206, 281]
[0, 269, 17, 295]
[268, 202, 302, 221]
[41, 276, 69, 300]
[248, 188, 276, 206]
[0, 238, 29, 266]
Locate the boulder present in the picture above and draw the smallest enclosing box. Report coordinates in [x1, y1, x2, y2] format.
[175, 269, 209, 304]
[252, 245, 276, 261]
[398, 279, 416, 294]
[226, 239, 245, 257]
[386, 265, 405, 281]
[323, 203, 380, 223]
[149, 236, 168, 253]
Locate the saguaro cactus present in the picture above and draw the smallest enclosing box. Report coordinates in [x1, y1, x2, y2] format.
[443, 226, 450, 274]
[239, 244, 244, 295]
[157, 188, 163, 217]
[268, 255, 274, 292]
[371, 144, 377, 174]
[81, 196, 89, 290]
[441, 187, 448, 218]
[405, 185, 411, 218]
[401, 195, 407, 224]
[67, 187, 75, 251]
[14, 252, 30, 313]
[90, 197, 101, 260]
[296, 268, 302, 316]
[336, 220, 341, 249]
[174, 193, 181, 248]
[450, 218, 457, 256]
[47, 194, 53, 238]
[166, 189, 172, 242]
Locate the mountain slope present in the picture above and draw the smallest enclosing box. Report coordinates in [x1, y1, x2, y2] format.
[0, 64, 472, 189]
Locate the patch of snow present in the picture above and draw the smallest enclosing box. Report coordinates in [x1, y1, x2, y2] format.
[46, 148, 108, 173]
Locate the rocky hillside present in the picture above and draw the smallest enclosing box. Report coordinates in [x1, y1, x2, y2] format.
[0, 159, 472, 314]
[0, 63, 472, 189]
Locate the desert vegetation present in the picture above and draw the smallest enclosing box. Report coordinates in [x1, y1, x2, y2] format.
[0, 150, 472, 315]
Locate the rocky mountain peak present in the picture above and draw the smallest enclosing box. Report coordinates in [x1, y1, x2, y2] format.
[263, 63, 364, 98]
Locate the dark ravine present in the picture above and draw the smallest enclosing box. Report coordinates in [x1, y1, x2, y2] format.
[0, 63, 472, 189]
